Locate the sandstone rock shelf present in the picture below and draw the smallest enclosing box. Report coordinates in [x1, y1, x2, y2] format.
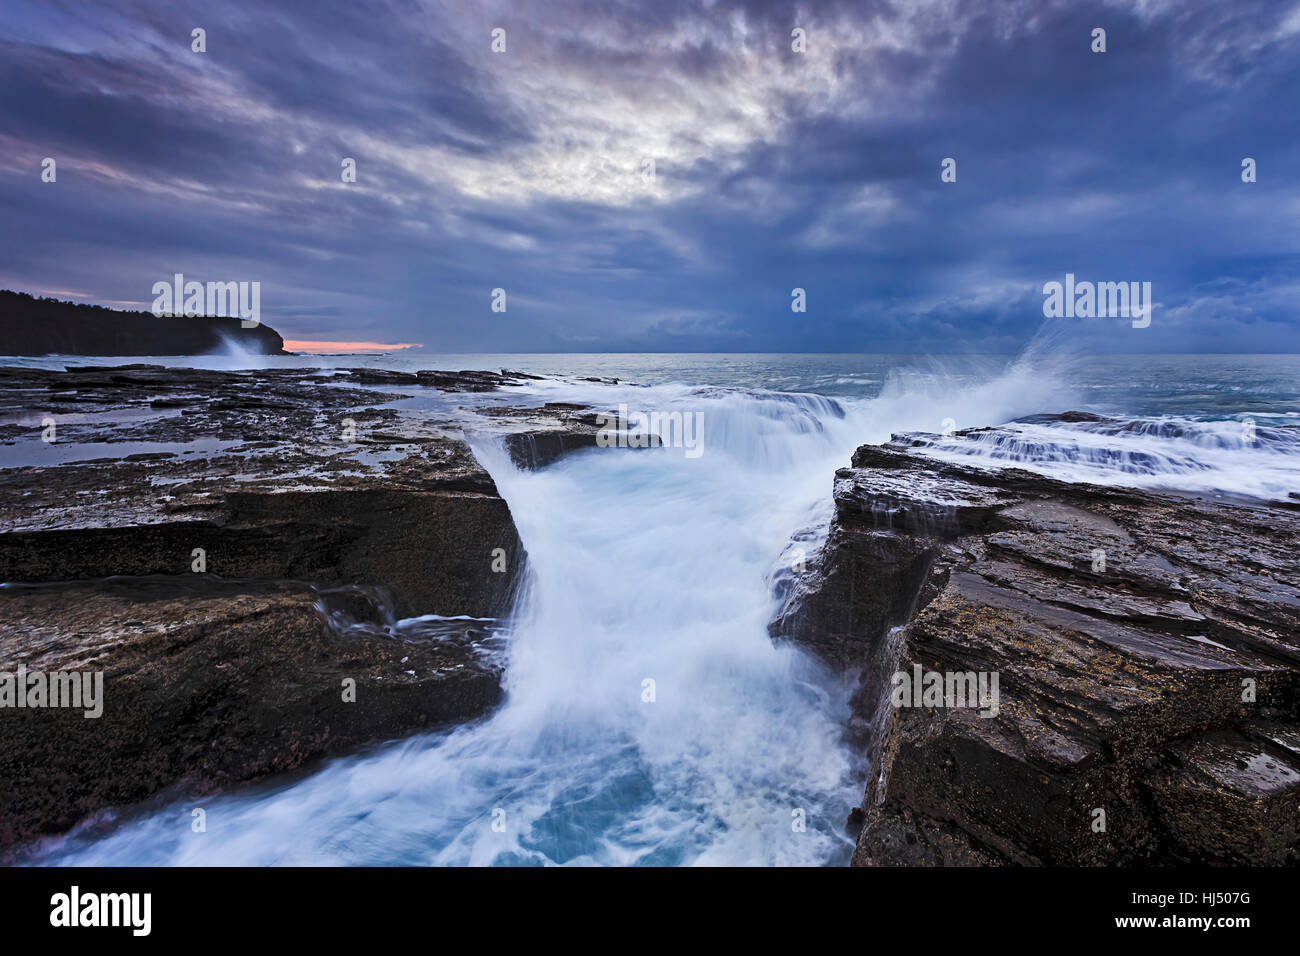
[0, 364, 604, 852]
[773, 419, 1300, 865]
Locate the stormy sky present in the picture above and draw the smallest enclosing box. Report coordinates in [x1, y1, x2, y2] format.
[1, 0, 1298, 353]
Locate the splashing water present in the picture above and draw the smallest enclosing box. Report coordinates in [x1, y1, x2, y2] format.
[200, 331, 276, 371]
[22, 355, 1295, 865]
[908, 415, 1300, 501]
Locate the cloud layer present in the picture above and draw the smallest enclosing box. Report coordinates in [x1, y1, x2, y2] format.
[1, 0, 1298, 352]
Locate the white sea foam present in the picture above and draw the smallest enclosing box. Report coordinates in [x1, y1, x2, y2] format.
[22, 355, 1299, 865]
[914, 416, 1300, 501]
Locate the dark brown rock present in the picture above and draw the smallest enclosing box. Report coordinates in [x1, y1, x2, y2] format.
[773, 421, 1300, 866]
[0, 579, 502, 853]
[0, 364, 559, 849]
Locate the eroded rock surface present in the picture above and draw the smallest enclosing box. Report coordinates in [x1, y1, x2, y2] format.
[0, 578, 503, 853]
[0, 364, 604, 849]
[0, 366, 539, 616]
[773, 421, 1300, 865]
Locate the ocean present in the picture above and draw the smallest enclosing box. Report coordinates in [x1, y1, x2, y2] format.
[10, 351, 1300, 865]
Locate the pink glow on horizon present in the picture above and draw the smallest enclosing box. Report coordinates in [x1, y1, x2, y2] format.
[284, 339, 423, 354]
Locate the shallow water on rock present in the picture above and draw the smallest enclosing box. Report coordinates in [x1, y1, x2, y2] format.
[19, 352, 1300, 865]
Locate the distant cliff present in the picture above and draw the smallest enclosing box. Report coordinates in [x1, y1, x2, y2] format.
[0, 290, 286, 356]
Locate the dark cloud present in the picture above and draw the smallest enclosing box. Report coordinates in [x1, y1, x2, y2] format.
[0, 0, 1297, 351]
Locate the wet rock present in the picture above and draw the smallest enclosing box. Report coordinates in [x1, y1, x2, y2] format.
[0, 365, 528, 617]
[345, 368, 419, 386]
[774, 420, 1300, 865]
[0, 364, 559, 848]
[414, 369, 527, 391]
[470, 404, 610, 469]
[1146, 726, 1300, 864]
[502, 413, 605, 468]
[0, 578, 502, 853]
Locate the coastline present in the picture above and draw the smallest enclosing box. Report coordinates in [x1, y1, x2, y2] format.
[1, 360, 1297, 865]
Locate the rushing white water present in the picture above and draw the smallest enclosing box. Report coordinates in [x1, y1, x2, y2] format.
[910, 416, 1300, 501]
[22, 354, 1297, 866]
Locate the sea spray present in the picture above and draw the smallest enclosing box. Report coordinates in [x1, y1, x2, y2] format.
[29, 357, 1266, 865]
